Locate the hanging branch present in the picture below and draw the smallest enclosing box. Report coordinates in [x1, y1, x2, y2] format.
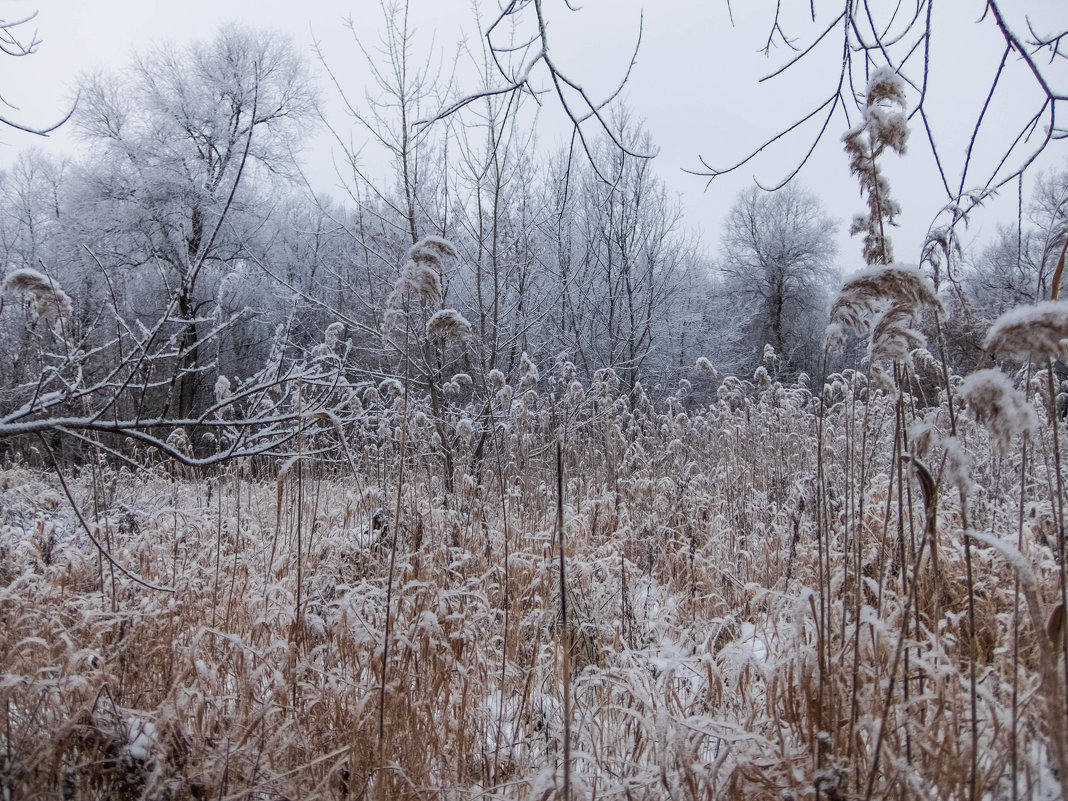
[415, 0, 653, 184]
[692, 1, 1066, 211]
[0, 13, 77, 135]
[40, 434, 174, 593]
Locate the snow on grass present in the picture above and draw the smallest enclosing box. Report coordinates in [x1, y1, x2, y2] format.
[0, 361, 1062, 799]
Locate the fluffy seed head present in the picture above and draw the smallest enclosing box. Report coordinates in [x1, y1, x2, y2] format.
[426, 309, 472, 342]
[487, 369, 506, 391]
[409, 236, 457, 265]
[214, 376, 232, 404]
[868, 303, 926, 365]
[378, 378, 405, 400]
[843, 68, 909, 265]
[960, 368, 1037, 454]
[830, 265, 941, 338]
[519, 352, 540, 391]
[392, 260, 441, 306]
[695, 357, 718, 379]
[3, 267, 73, 321]
[984, 301, 1068, 361]
[456, 417, 475, 441]
[762, 344, 778, 370]
[862, 66, 909, 155]
[324, 322, 345, 346]
[166, 427, 191, 456]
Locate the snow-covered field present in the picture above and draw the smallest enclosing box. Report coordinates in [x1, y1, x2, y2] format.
[2, 351, 1065, 800]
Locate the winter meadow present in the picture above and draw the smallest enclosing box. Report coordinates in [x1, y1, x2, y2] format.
[1, 3, 1068, 800]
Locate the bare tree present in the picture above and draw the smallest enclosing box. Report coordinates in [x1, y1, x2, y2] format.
[73, 24, 317, 419]
[0, 149, 67, 270]
[552, 115, 695, 390]
[315, 0, 446, 247]
[969, 166, 1068, 316]
[945, 165, 1068, 367]
[0, 150, 71, 406]
[446, 13, 547, 377]
[719, 184, 838, 376]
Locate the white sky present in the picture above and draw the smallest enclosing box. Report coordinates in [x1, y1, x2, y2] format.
[2, 0, 1066, 271]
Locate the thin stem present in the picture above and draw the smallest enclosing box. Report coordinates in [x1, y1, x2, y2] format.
[555, 439, 571, 801]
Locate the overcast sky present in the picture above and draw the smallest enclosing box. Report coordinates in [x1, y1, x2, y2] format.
[3, 0, 1066, 271]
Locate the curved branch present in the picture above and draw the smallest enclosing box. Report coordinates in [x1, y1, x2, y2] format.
[1, 13, 77, 135]
[0, 99, 76, 136]
[704, 0, 1065, 206]
[687, 91, 839, 186]
[418, 0, 652, 177]
[41, 435, 174, 593]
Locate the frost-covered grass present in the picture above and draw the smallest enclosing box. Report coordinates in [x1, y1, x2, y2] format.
[1, 358, 1065, 799]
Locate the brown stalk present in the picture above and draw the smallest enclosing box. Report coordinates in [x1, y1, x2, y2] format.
[1051, 234, 1066, 300]
[555, 438, 571, 801]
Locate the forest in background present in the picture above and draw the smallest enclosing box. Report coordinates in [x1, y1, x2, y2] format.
[1, 2, 1068, 799]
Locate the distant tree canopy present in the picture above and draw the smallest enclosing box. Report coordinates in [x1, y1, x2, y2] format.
[719, 185, 837, 378]
[0, 16, 716, 465]
[72, 24, 318, 419]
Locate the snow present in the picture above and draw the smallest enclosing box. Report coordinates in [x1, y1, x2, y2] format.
[122, 718, 157, 763]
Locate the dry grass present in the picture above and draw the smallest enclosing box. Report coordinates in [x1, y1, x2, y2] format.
[0, 364, 1065, 800]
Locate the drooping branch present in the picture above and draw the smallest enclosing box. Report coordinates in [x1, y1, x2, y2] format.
[0, 12, 77, 136]
[694, 1, 1066, 214]
[415, 0, 653, 184]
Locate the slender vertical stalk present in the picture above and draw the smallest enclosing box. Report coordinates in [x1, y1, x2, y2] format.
[1044, 364, 1068, 710]
[212, 477, 222, 629]
[378, 336, 411, 798]
[864, 458, 937, 801]
[961, 499, 979, 801]
[1010, 176, 1027, 801]
[1047, 219, 1068, 735]
[813, 348, 830, 784]
[556, 440, 571, 801]
[488, 402, 512, 786]
[1011, 431, 1029, 801]
[293, 422, 304, 703]
[932, 307, 979, 800]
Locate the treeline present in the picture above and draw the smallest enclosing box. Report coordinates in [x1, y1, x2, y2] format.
[0, 25, 711, 446]
[0, 21, 1064, 466]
